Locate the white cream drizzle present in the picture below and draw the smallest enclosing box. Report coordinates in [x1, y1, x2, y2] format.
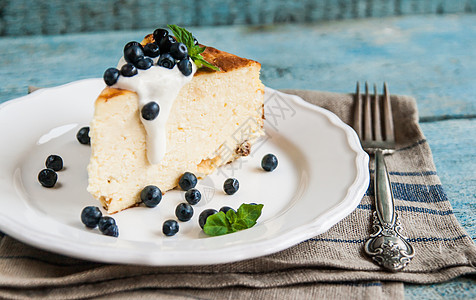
[113, 57, 197, 164]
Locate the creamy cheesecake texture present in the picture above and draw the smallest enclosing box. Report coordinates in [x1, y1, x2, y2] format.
[87, 46, 265, 213]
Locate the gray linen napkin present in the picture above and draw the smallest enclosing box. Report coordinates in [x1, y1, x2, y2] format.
[0, 89, 474, 299]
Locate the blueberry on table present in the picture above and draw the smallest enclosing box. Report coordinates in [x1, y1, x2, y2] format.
[124, 41, 144, 64]
[45, 155, 63, 171]
[163, 219, 179, 236]
[38, 168, 57, 188]
[158, 35, 176, 53]
[185, 188, 201, 205]
[143, 42, 160, 58]
[157, 53, 176, 69]
[103, 67, 120, 86]
[98, 216, 116, 233]
[199, 209, 217, 229]
[81, 206, 102, 228]
[223, 178, 239, 195]
[178, 172, 197, 191]
[135, 57, 153, 70]
[153, 28, 169, 44]
[261, 154, 278, 172]
[141, 102, 160, 121]
[219, 206, 235, 214]
[140, 185, 162, 208]
[178, 59, 192, 76]
[120, 63, 138, 77]
[76, 126, 90, 145]
[102, 224, 119, 237]
[170, 43, 188, 60]
[175, 203, 194, 222]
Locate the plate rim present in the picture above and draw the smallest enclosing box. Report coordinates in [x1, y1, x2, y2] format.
[0, 79, 369, 266]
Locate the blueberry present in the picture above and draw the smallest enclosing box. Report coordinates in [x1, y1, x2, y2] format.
[185, 188, 201, 205]
[124, 41, 144, 64]
[140, 185, 162, 208]
[81, 206, 102, 228]
[175, 203, 194, 222]
[38, 168, 57, 188]
[141, 102, 160, 121]
[193, 36, 198, 45]
[261, 154, 278, 172]
[199, 209, 217, 229]
[157, 53, 176, 69]
[143, 42, 160, 57]
[178, 172, 197, 191]
[120, 63, 138, 77]
[98, 216, 116, 233]
[76, 126, 90, 145]
[162, 219, 179, 236]
[178, 59, 192, 76]
[102, 224, 119, 237]
[45, 155, 63, 171]
[223, 178, 239, 195]
[153, 28, 169, 43]
[219, 206, 236, 214]
[170, 43, 188, 60]
[103, 68, 120, 86]
[135, 57, 153, 70]
[158, 35, 175, 53]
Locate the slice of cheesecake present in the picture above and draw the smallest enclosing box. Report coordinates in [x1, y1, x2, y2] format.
[87, 41, 264, 213]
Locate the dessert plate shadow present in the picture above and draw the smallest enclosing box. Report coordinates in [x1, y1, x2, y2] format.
[0, 79, 369, 266]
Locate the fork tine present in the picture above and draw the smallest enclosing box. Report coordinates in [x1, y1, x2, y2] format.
[363, 82, 373, 141]
[373, 83, 383, 141]
[382, 82, 395, 142]
[353, 82, 362, 139]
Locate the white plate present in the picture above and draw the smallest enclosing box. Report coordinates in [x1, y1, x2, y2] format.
[0, 79, 369, 266]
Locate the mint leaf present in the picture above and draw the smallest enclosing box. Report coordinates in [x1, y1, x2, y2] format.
[167, 24, 220, 71]
[236, 204, 264, 228]
[203, 212, 231, 236]
[203, 203, 264, 237]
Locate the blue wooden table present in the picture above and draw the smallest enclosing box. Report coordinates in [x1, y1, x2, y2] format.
[0, 14, 475, 299]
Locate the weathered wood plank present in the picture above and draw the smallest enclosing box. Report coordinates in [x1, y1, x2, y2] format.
[1, 0, 476, 36]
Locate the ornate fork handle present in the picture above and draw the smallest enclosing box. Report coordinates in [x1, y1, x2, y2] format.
[364, 149, 415, 271]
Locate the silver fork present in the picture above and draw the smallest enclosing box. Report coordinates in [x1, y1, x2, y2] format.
[354, 82, 415, 271]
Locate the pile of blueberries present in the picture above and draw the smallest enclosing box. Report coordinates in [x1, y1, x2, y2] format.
[103, 28, 194, 87]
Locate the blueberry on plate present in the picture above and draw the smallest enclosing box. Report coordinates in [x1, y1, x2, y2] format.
[185, 188, 201, 205]
[102, 224, 119, 237]
[124, 41, 144, 64]
[143, 42, 160, 57]
[223, 178, 239, 195]
[81, 206, 102, 228]
[261, 154, 278, 172]
[141, 102, 160, 121]
[175, 203, 194, 222]
[157, 53, 176, 69]
[135, 57, 153, 70]
[38, 168, 57, 188]
[158, 35, 176, 53]
[103, 67, 120, 86]
[178, 59, 192, 76]
[178, 172, 197, 191]
[76, 126, 90, 145]
[219, 206, 235, 214]
[163, 219, 179, 236]
[193, 36, 199, 45]
[170, 42, 188, 60]
[120, 63, 138, 77]
[140, 185, 162, 208]
[98, 216, 116, 233]
[45, 154, 63, 171]
[199, 209, 217, 229]
[153, 28, 169, 43]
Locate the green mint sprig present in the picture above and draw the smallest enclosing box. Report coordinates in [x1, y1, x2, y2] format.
[167, 24, 220, 71]
[203, 203, 264, 236]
